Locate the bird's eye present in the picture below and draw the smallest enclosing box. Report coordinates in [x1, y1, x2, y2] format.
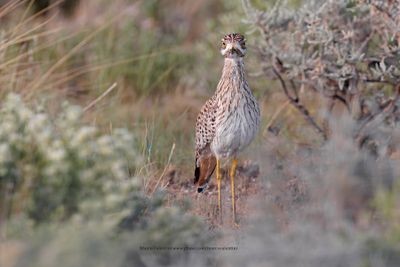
[222, 42, 226, 48]
[240, 42, 246, 48]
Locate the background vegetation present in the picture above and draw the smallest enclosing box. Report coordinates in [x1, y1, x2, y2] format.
[1, 0, 400, 266]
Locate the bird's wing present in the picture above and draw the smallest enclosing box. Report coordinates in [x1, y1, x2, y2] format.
[194, 96, 217, 187]
[195, 97, 217, 158]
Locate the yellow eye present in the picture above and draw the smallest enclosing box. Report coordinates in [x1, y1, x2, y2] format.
[221, 42, 226, 48]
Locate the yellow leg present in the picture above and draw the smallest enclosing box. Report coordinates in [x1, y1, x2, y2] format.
[216, 159, 222, 219]
[230, 158, 238, 224]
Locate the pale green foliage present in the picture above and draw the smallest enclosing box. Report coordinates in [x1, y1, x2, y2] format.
[0, 93, 142, 223]
[0, 93, 212, 267]
[10, 191, 212, 266]
[15, 205, 212, 267]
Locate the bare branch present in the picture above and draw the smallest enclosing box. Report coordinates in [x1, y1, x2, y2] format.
[271, 66, 327, 141]
[355, 84, 400, 146]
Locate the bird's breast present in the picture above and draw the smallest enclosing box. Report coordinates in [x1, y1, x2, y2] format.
[211, 94, 260, 158]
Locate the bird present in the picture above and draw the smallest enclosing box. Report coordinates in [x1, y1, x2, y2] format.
[194, 33, 260, 224]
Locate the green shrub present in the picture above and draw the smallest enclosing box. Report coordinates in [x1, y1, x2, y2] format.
[89, 11, 190, 96]
[0, 93, 142, 223]
[0, 93, 212, 266]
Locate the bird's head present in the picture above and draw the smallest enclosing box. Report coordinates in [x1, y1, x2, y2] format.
[220, 33, 246, 59]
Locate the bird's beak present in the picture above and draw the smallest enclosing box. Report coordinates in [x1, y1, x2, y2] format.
[227, 43, 242, 56]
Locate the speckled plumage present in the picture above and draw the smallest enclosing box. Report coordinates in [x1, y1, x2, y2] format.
[194, 33, 260, 194]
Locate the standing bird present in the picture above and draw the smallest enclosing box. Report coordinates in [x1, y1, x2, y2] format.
[194, 33, 260, 223]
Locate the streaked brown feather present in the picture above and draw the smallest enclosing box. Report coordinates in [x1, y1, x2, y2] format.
[194, 155, 216, 188]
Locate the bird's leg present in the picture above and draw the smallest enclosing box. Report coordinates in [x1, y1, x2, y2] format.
[216, 158, 222, 221]
[230, 158, 238, 224]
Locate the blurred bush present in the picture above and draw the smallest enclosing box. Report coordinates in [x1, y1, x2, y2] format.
[0, 93, 142, 223]
[225, 116, 400, 267]
[0, 93, 212, 267]
[91, 19, 189, 96]
[14, 204, 212, 267]
[244, 0, 400, 149]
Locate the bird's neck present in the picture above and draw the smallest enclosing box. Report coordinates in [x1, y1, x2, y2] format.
[216, 57, 248, 94]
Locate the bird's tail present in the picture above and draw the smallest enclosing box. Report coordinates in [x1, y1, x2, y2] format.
[194, 155, 216, 193]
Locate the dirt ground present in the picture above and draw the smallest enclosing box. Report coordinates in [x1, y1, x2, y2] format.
[164, 160, 265, 229]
